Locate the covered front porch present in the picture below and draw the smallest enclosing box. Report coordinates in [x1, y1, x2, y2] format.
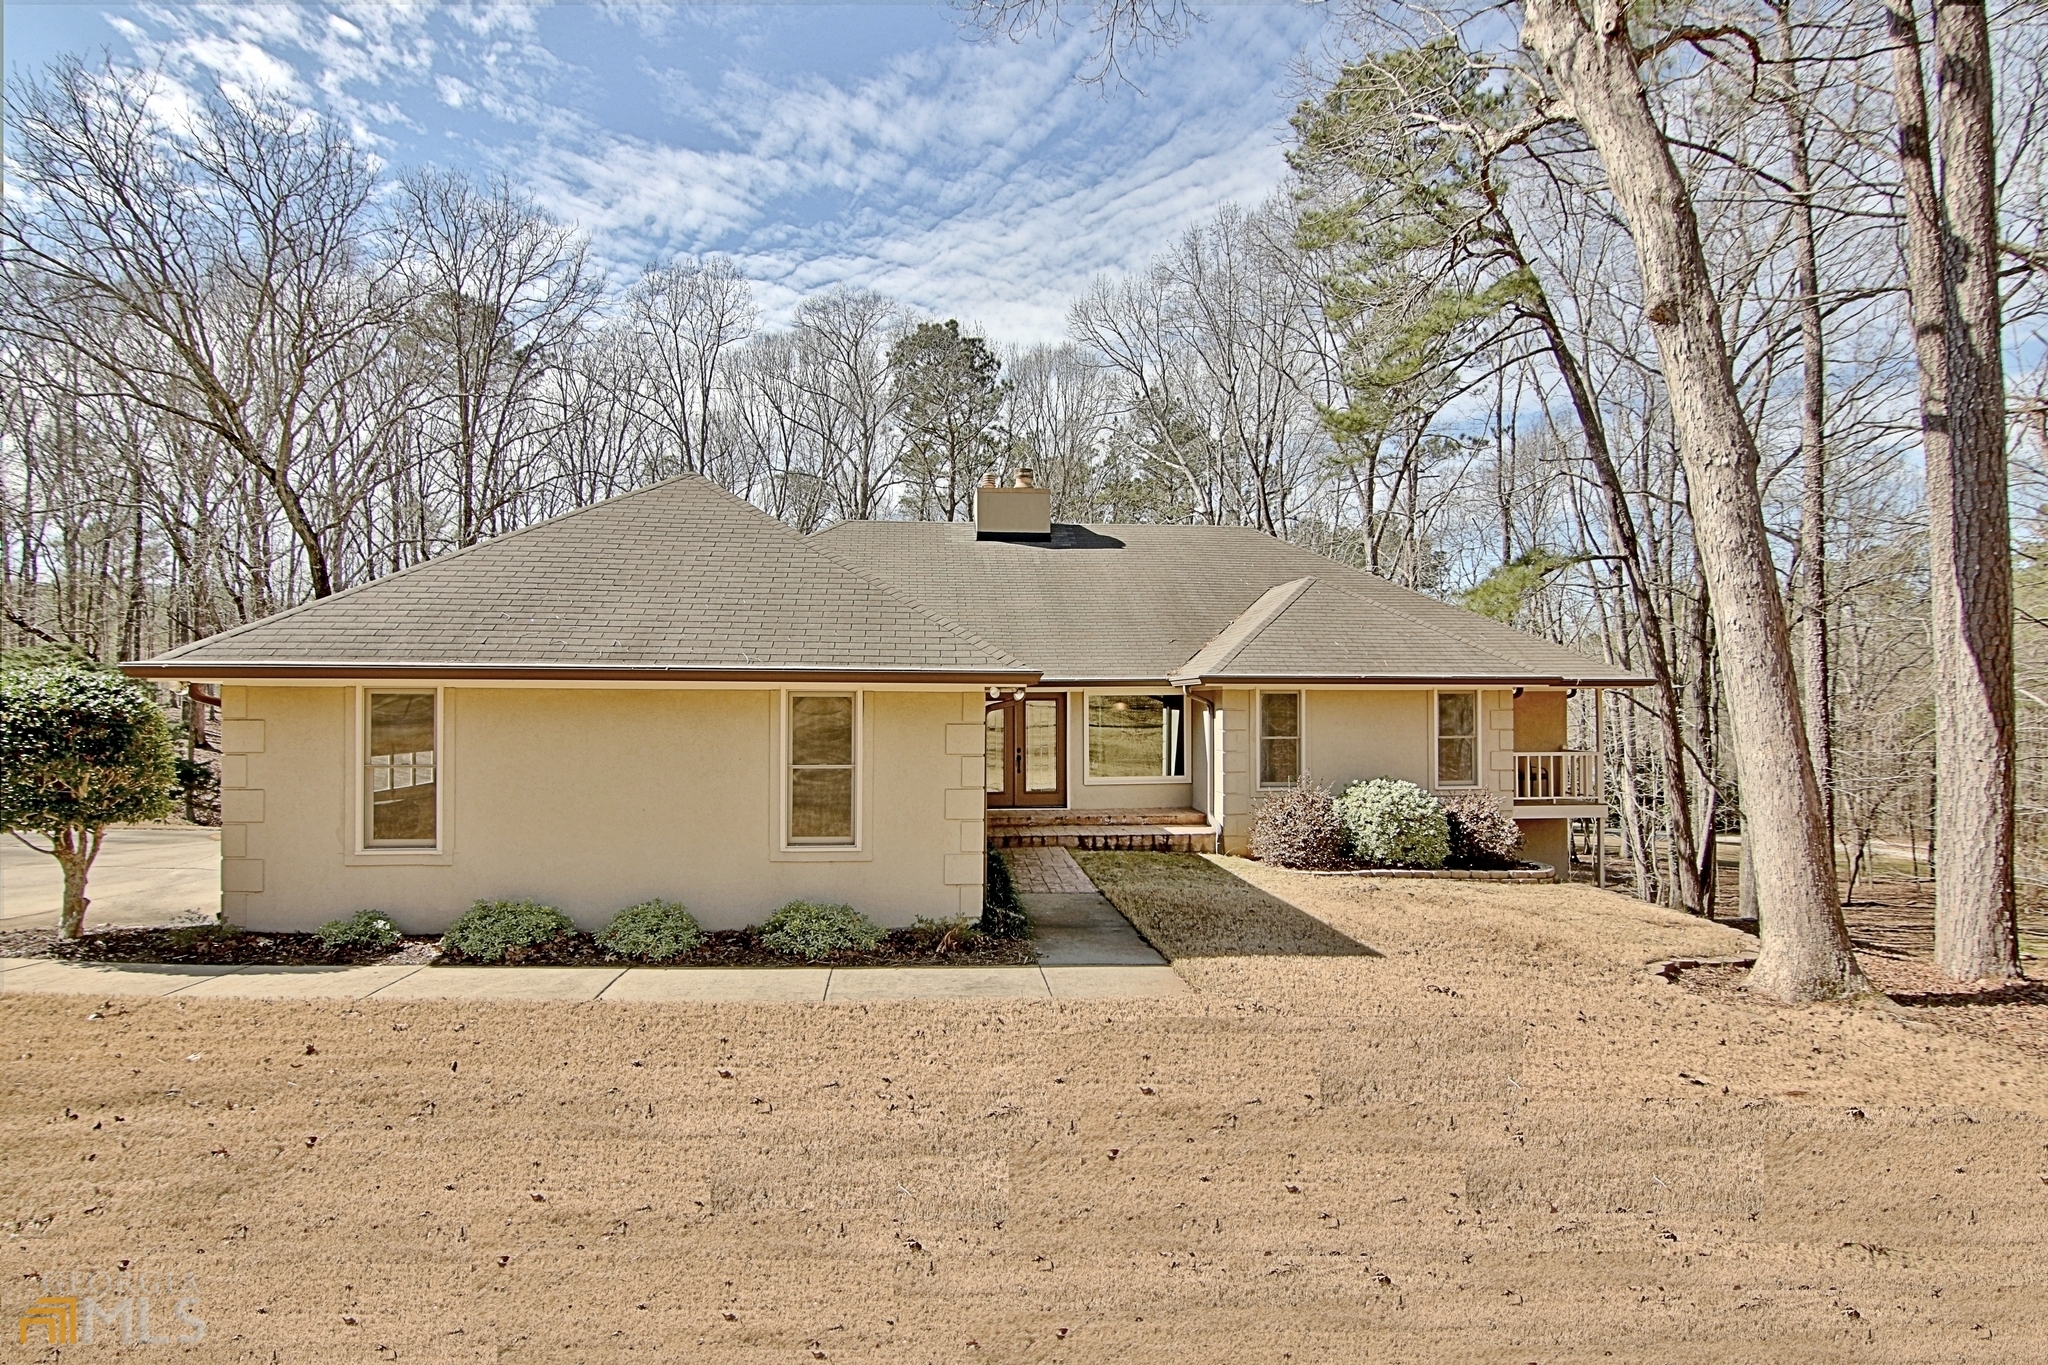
[980, 683, 1614, 873]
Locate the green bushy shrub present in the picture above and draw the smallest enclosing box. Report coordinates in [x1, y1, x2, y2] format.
[979, 849, 1030, 939]
[1440, 791, 1524, 869]
[441, 899, 579, 962]
[758, 900, 885, 960]
[598, 899, 702, 961]
[317, 909, 401, 951]
[1335, 778, 1450, 869]
[901, 915, 982, 953]
[1251, 775, 1351, 869]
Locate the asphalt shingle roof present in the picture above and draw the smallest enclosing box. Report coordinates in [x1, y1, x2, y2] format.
[129, 477, 1027, 680]
[812, 521, 1642, 686]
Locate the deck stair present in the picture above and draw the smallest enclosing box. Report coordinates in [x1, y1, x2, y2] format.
[987, 807, 1217, 853]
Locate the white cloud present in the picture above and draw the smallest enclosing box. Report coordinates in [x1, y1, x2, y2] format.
[31, 2, 1331, 345]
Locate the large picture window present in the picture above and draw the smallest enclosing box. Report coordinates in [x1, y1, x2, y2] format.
[365, 691, 437, 847]
[789, 694, 856, 844]
[1087, 694, 1185, 780]
[1436, 690, 1479, 787]
[1259, 691, 1300, 786]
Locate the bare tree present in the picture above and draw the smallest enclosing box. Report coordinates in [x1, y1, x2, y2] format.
[1888, 0, 2020, 980]
[397, 170, 601, 547]
[622, 256, 757, 486]
[1, 61, 403, 599]
[1517, 0, 1861, 998]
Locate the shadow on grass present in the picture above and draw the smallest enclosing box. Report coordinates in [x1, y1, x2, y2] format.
[1072, 852, 1380, 960]
[1886, 979, 2048, 1010]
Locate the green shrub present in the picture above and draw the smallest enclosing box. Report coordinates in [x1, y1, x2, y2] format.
[979, 848, 1030, 939]
[598, 899, 703, 961]
[758, 900, 884, 960]
[1335, 778, 1450, 869]
[1252, 775, 1351, 869]
[441, 899, 579, 962]
[167, 922, 235, 949]
[1440, 791, 1524, 869]
[901, 915, 983, 953]
[317, 909, 401, 951]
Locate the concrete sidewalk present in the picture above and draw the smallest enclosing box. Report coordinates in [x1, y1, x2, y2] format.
[0, 957, 1185, 1003]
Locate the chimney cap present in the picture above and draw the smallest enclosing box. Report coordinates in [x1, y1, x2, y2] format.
[979, 471, 999, 487]
[1013, 467, 1035, 488]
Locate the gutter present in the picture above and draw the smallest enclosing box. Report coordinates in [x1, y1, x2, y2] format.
[1165, 672, 1656, 689]
[120, 661, 1043, 685]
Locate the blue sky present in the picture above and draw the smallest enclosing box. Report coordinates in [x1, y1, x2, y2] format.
[4, 2, 1338, 341]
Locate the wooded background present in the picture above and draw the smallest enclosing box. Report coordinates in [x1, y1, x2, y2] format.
[6, 1, 2046, 924]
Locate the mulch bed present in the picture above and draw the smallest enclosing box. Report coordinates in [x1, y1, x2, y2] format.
[1671, 874, 2048, 1060]
[437, 927, 1037, 968]
[0, 924, 1037, 969]
[0, 925, 440, 967]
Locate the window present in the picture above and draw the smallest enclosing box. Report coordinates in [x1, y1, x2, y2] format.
[789, 694, 856, 844]
[1259, 692, 1300, 786]
[1436, 690, 1479, 786]
[1087, 694, 1185, 779]
[365, 691, 437, 847]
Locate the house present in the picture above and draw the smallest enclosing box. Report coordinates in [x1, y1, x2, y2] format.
[123, 473, 1639, 933]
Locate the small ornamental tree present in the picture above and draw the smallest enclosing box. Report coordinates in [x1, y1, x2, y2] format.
[0, 664, 178, 937]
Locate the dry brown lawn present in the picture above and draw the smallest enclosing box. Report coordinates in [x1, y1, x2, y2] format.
[5, 854, 2045, 1363]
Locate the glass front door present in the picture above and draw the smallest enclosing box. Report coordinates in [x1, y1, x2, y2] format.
[985, 693, 1066, 808]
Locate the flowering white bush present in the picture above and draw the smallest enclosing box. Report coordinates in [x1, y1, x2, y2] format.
[1334, 778, 1450, 868]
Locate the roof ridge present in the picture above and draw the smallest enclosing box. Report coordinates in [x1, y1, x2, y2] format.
[142, 476, 709, 665]
[1170, 577, 1316, 683]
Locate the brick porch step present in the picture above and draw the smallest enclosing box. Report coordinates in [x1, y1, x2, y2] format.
[988, 808, 1217, 852]
[986, 807, 1207, 828]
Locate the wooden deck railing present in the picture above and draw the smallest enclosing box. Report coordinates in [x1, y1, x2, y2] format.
[1514, 750, 1601, 803]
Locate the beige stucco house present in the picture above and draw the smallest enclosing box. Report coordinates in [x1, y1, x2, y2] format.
[125, 475, 1637, 934]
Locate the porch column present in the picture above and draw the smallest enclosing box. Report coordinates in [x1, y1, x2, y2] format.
[1218, 689, 1253, 855]
[1594, 687, 1606, 889]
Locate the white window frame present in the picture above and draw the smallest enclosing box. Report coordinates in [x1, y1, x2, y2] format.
[352, 686, 447, 857]
[1433, 688, 1482, 789]
[781, 690, 863, 851]
[1080, 689, 1188, 785]
[1255, 689, 1305, 789]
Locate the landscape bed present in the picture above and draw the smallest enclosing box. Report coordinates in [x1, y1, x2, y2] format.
[0, 924, 1036, 969]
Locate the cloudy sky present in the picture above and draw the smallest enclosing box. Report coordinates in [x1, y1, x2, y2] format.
[5, 2, 1338, 341]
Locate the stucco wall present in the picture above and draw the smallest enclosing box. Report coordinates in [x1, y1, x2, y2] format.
[217, 684, 985, 934]
[1513, 688, 1569, 751]
[1216, 687, 1518, 855]
[1517, 818, 1571, 874]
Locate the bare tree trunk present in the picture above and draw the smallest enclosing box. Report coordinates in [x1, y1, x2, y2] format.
[1780, 3, 1835, 848]
[1523, 0, 1862, 1000]
[1520, 287, 1705, 914]
[1925, 0, 2019, 980]
[53, 827, 106, 939]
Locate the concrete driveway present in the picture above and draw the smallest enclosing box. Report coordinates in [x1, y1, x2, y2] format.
[0, 825, 220, 931]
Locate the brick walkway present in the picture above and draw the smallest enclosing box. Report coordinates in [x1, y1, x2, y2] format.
[1004, 846, 1099, 894]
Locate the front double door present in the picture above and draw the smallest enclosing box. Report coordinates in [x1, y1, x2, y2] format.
[986, 693, 1066, 808]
